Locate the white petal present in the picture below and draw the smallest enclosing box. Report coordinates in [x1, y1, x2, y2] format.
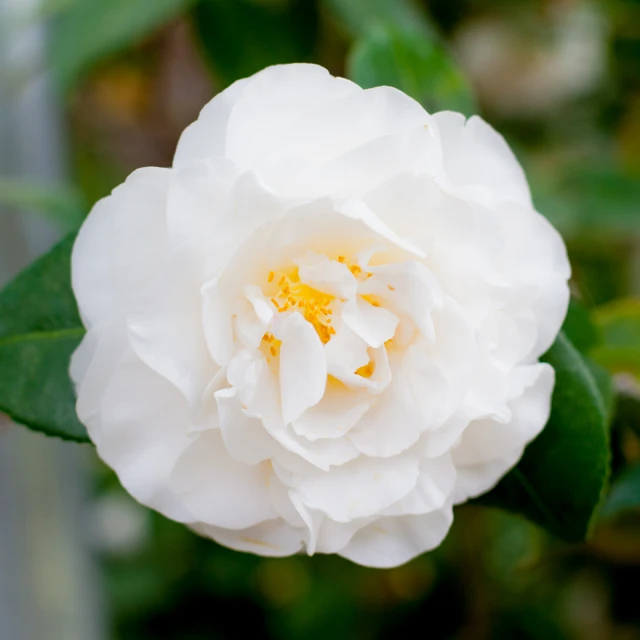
[342, 298, 398, 348]
[335, 197, 426, 258]
[339, 507, 454, 568]
[292, 376, 372, 440]
[274, 312, 327, 425]
[191, 518, 304, 558]
[244, 285, 274, 325]
[232, 349, 359, 471]
[78, 324, 194, 523]
[72, 167, 171, 329]
[325, 321, 370, 380]
[359, 261, 443, 341]
[201, 277, 236, 367]
[171, 430, 276, 529]
[348, 348, 448, 457]
[215, 387, 278, 465]
[277, 454, 420, 522]
[225, 64, 360, 170]
[296, 253, 357, 299]
[453, 363, 554, 467]
[173, 76, 250, 168]
[165, 157, 238, 252]
[381, 455, 457, 516]
[127, 245, 214, 410]
[452, 448, 523, 504]
[433, 111, 532, 207]
[71, 197, 122, 329]
[315, 515, 376, 554]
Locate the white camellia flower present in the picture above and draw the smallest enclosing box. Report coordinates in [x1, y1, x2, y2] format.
[70, 64, 570, 568]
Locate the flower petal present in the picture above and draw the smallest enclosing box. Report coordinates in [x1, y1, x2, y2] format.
[277, 453, 420, 522]
[274, 312, 327, 425]
[342, 298, 398, 348]
[339, 507, 454, 568]
[433, 111, 532, 207]
[171, 430, 276, 529]
[215, 387, 279, 465]
[191, 519, 305, 557]
[292, 376, 372, 441]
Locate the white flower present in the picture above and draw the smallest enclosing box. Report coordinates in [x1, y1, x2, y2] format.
[70, 63, 570, 568]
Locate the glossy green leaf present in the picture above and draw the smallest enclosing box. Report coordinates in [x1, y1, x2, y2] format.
[0, 178, 85, 231]
[348, 25, 476, 114]
[324, 0, 433, 39]
[477, 332, 610, 542]
[562, 299, 600, 355]
[192, 0, 318, 86]
[50, 0, 193, 90]
[530, 158, 640, 238]
[591, 298, 640, 377]
[0, 235, 88, 442]
[600, 464, 640, 518]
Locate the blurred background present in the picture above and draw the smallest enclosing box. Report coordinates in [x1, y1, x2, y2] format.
[1, 0, 639, 638]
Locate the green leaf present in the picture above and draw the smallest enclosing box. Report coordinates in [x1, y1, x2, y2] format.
[0, 235, 88, 442]
[562, 298, 600, 355]
[477, 332, 610, 542]
[600, 464, 640, 518]
[0, 178, 85, 231]
[50, 0, 193, 90]
[0, 235, 82, 337]
[586, 359, 615, 429]
[529, 157, 640, 239]
[591, 298, 640, 377]
[347, 25, 476, 114]
[192, 0, 319, 86]
[324, 0, 433, 39]
[0, 330, 86, 441]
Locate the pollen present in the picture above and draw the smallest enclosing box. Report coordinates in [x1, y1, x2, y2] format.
[355, 361, 375, 379]
[264, 267, 336, 344]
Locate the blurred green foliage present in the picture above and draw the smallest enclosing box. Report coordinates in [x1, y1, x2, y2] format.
[348, 25, 476, 114]
[3, 0, 640, 637]
[50, 0, 194, 90]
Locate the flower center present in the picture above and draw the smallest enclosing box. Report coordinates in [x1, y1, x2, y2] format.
[264, 267, 336, 346]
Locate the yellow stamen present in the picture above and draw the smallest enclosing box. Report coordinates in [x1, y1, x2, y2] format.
[355, 361, 374, 378]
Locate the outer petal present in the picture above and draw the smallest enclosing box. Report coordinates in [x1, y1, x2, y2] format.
[72, 167, 171, 329]
[173, 76, 250, 168]
[453, 363, 554, 467]
[452, 363, 555, 502]
[339, 507, 454, 568]
[171, 430, 277, 529]
[71, 197, 122, 329]
[433, 111, 532, 207]
[276, 454, 420, 522]
[191, 519, 305, 558]
[76, 323, 194, 523]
